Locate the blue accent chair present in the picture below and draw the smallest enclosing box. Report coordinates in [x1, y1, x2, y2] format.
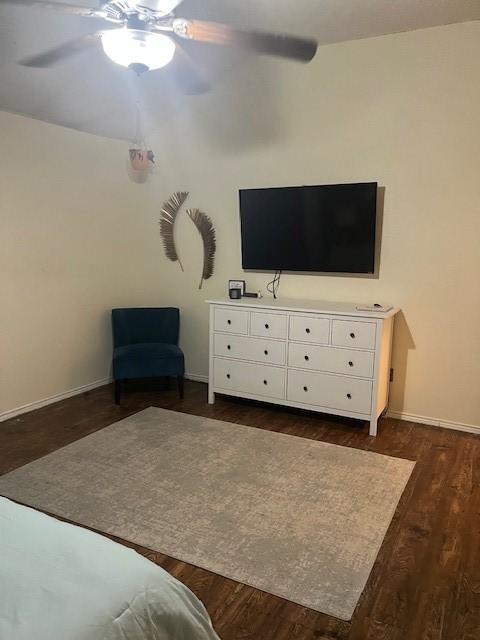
[112, 308, 184, 404]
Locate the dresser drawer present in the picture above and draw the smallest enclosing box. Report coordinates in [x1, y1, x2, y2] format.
[214, 334, 286, 366]
[288, 315, 330, 344]
[331, 319, 376, 350]
[214, 307, 249, 335]
[250, 312, 287, 339]
[287, 369, 372, 414]
[213, 358, 285, 399]
[288, 343, 375, 378]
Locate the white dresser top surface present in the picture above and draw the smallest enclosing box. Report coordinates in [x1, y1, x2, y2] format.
[207, 297, 400, 319]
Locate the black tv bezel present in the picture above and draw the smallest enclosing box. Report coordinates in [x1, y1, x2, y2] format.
[239, 181, 378, 274]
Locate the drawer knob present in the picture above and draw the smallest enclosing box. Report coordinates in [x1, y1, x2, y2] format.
[348, 361, 353, 367]
[263, 379, 268, 385]
[227, 319, 232, 325]
[226, 373, 231, 379]
[304, 355, 309, 361]
[265, 323, 269, 329]
[305, 328, 311, 334]
[350, 332, 355, 338]
[264, 349, 268, 355]
[303, 386, 308, 392]
[227, 345, 231, 350]
[347, 393, 352, 399]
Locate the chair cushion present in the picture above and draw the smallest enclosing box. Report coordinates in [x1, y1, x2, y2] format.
[113, 343, 184, 380]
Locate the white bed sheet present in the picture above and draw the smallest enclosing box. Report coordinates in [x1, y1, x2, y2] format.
[0, 497, 220, 640]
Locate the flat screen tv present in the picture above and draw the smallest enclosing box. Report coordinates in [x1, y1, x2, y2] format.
[239, 182, 377, 273]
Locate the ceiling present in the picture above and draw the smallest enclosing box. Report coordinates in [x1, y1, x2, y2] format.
[0, 0, 479, 140]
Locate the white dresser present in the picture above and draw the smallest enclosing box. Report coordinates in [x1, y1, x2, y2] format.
[207, 298, 399, 436]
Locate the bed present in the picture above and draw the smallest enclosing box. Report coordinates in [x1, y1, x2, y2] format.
[0, 497, 220, 640]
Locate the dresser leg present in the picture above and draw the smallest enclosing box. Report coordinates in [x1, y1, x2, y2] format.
[208, 387, 215, 404]
[369, 418, 378, 437]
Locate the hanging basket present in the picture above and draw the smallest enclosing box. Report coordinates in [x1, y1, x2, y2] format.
[127, 100, 155, 182]
[129, 148, 155, 171]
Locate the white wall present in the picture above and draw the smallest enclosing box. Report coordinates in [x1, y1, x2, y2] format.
[1, 21, 479, 429]
[0, 113, 165, 415]
[146, 21, 480, 428]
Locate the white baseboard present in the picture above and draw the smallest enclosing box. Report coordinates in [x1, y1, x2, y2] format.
[2, 373, 478, 438]
[186, 375, 480, 436]
[1, 374, 205, 423]
[0, 377, 111, 423]
[185, 372, 209, 384]
[386, 410, 480, 436]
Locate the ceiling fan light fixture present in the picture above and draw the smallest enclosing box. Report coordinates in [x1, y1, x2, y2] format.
[101, 29, 175, 71]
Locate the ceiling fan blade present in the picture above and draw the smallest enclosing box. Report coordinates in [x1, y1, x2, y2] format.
[169, 41, 211, 95]
[19, 32, 101, 68]
[0, 0, 103, 17]
[173, 19, 317, 63]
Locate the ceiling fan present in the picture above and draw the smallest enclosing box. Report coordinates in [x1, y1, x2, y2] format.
[2, 0, 318, 92]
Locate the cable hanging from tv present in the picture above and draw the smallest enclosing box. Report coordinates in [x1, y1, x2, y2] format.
[267, 270, 282, 299]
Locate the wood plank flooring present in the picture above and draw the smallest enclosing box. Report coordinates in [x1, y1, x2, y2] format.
[1, 380, 479, 639]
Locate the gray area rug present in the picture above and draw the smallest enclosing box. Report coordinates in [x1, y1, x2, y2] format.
[0, 407, 414, 620]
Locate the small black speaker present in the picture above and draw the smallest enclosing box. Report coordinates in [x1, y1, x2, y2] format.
[229, 288, 242, 299]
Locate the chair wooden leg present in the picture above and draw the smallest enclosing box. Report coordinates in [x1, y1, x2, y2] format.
[114, 380, 121, 405]
[177, 375, 184, 400]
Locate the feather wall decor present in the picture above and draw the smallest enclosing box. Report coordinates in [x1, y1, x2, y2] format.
[159, 191, 189, 271]
[186, 208, 216, 289]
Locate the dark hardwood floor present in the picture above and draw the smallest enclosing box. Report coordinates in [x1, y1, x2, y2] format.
[1, 380, 479, 640]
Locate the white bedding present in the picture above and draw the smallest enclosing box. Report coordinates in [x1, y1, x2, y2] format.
[0, 497, 220, 640]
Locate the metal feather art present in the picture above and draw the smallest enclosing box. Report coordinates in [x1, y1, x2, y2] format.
[159, 191, 189, 271]
[186, 208, 216, 289]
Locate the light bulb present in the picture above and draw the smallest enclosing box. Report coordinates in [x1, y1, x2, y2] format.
[101, 29, 176, 72]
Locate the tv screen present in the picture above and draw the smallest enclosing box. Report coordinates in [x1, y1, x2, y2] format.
[239, 182, 377, 273]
